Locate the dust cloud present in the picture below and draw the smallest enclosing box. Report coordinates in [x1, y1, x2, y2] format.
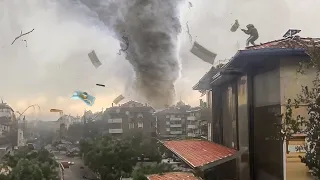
[74, 0, 185, 108]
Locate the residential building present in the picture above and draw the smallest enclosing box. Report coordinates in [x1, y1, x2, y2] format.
[155, 101, 190, 138]
[186, 107, 208, 138]
[105, 101, 155, 136]
[162, 36, 318, 180]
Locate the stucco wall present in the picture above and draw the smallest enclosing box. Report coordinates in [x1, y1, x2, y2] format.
[280, 57, 317, 180]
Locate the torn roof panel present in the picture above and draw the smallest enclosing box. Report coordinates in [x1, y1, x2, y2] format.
[162, 140, 237, 168]
[147, 172, 200, 180]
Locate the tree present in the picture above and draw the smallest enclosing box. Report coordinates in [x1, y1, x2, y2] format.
[132, 163, 174, 180]
[83, 135, 137, 180]
[276, 39, 320, 178]
[10, 159, 44, 180]
[1, 147, 59, 180]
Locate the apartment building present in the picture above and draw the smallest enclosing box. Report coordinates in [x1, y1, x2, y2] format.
[155, 101, 190, 138]
[105, 101, 155, 136]
[186, 107, 208, 138]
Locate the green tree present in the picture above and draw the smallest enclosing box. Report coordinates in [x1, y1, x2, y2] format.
[83, 135, 137, 180]
[1, 147, 59, 180]
[132, 163, 174, 180]
[276, 39, 320, 178]
[10, 159, 44, 180]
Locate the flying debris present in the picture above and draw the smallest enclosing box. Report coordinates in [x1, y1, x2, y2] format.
[188, 2, 193, 8]
[230, 20, 240, 32]
[71, 91, 96, 106]
[241, 24, 259, 46]
[283, 29, 301, 38]
[117, 36, 129, 55]
[186, 22, 192, 44]
[96, 84, 105, 87]
[50, 109, 63, 113]
[11, 29, 34, 45]
[113, 95, 125, 105]
[190, 41, 217, 64]
[88, 50, 102, 68]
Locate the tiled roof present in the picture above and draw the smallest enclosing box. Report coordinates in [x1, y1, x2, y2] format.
[162, 140, 236, 168]
[246, 37, 320, 50]
[147, 172, 200, 180]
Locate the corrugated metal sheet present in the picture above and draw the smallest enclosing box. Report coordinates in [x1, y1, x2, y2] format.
[163, 140, 236, 168]
[147, 172, 200, 180]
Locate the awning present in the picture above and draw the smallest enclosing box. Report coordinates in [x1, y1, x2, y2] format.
[147, 172, 200, 180]
[162, 140, 243, 171]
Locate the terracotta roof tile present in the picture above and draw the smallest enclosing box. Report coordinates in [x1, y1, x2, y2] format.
[163, 140, 236, 168]
[246, 37, 320, 50]
[147, 172, 200, 180]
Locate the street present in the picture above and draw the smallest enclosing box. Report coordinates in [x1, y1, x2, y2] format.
[52, 151, 98, 180]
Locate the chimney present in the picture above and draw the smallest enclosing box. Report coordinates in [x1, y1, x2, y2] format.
[112, 103, 113, 107]
[145, 103, 147, 106]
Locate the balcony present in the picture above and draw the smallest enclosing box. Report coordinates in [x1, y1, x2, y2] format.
[187, 133, 196, 137]
[170, 124, 182, 128]
[170, 117, 181, 121]
[109, 129, 123, 133]
[187, 116, 196, 121]
[108, 118, 122, 123]
[170, 131, 183, 135]
[187, 124, 196, 129]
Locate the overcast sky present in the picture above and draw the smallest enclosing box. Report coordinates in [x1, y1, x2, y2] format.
[0, 0, 319, 121]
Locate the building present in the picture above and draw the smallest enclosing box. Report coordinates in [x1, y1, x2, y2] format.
[161, 37, 319, 180]
[105, 101, 155, 136]
[186, 107, 208, 138]
[155, 101, 191, 138]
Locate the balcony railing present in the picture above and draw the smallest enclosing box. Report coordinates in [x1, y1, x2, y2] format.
[108, 118, 122, 123]
[109, 129, 123, 133]
[170, 131, 183, 135]
[187, 116, 196, 121]
[170, 124, 182, 128]
[187, 124, 196, 129]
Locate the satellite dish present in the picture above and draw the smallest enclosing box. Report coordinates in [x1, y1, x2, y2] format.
[283, 29, 301, 38]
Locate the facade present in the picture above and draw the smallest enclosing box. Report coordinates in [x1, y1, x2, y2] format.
[155, 101, 190, 138]
[186, 107, 209, 138]
[192, 37, 318, 180]
[105, 101, 155, 136]
[159, 37, 318, 180]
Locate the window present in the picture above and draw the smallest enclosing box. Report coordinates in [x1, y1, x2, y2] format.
[137, 113, 143, 118]
[166, 121, 170, 125]
[166, 128, 170, 131]
[170, 115, 175, 118]
[166, 115, 170, 118]
[129, 123, 134, 129]
[138, 122, 143, 128]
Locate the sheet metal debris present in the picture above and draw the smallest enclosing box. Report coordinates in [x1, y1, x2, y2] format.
[230, 20, 239, 32]
[188, 2, 193, 8]
[71, 91, 96, 106]
[11, 29, 34, 45]
[190, 41, 217, 64]
[88, 50, 102, 68]
[96, 84, 105, 87]
[113, 95, 125, 104]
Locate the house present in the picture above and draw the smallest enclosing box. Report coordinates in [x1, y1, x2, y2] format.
[186, 106, 211, 138]
[162, 36, 319, 180]
[105, 101, 155, 136]
[154, 101, 191, 138]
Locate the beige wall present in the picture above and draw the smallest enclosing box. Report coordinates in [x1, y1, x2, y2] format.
[280, 57, 316, 180]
